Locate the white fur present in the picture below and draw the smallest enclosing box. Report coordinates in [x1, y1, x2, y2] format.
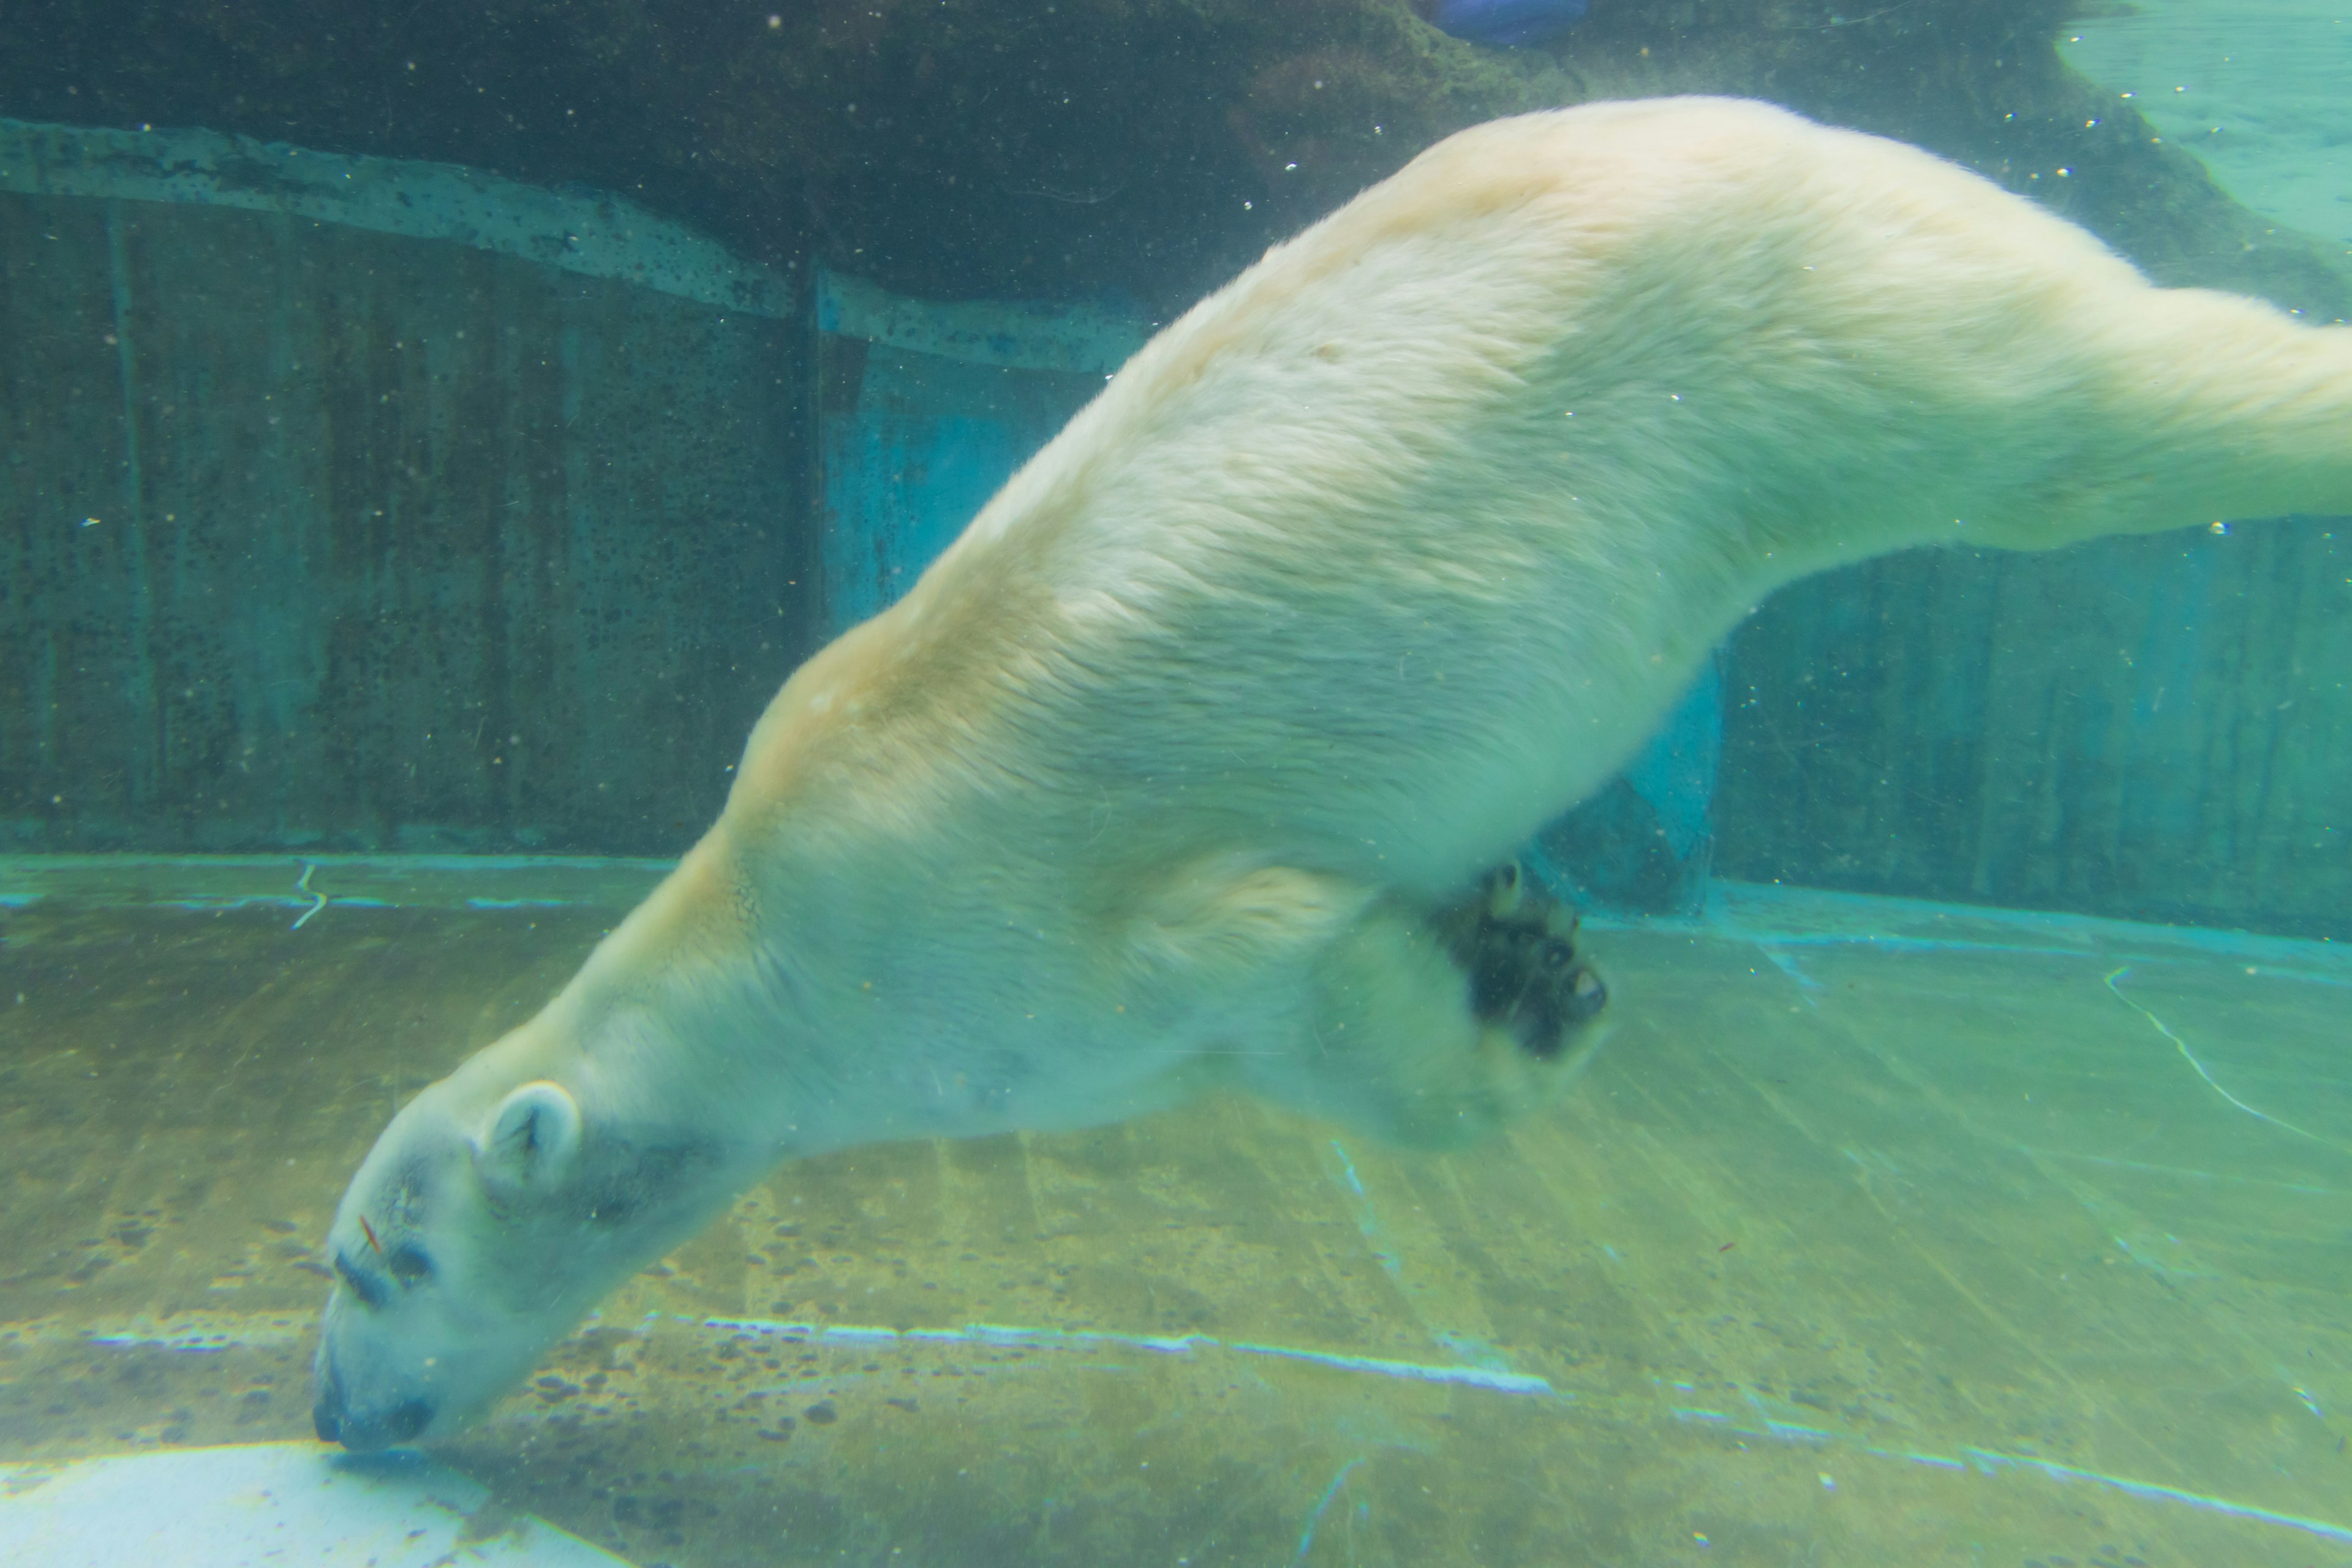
[312, 97, 2352, 1447]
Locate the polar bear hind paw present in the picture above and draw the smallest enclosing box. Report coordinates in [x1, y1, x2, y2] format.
[1441, 863, 1607, 1063]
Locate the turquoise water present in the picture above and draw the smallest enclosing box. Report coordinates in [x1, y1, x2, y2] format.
[4, 3, 2352, 1565]
[2065, 1, 2352, 251]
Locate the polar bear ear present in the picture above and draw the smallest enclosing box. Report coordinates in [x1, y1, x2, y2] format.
[475, 1080, 583, 1197]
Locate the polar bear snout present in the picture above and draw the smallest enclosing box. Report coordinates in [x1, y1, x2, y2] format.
[309, 1344, 432, 1451]
[307, 1255, 552, 1451]
[309, 1281, 461, 1450]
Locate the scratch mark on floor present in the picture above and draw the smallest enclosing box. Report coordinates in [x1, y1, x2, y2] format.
[2103, 966, 2342, 1155]
[1291, 1455, 1365, 1566]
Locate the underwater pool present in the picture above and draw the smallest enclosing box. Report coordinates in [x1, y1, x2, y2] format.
[7, 2, 2352, 1564]
[2, 861, 2345, 1566]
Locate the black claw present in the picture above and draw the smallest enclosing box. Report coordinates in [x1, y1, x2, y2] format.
[1567, 968, 1607, 1022]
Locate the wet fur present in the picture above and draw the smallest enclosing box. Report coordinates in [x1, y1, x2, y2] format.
[313, 97, 2352, 1448]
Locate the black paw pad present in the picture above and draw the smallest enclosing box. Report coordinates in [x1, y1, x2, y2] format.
[1444, 865, 1607, 1060]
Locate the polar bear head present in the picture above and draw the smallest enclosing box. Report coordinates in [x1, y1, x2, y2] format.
[310, 1046, 731, 1450]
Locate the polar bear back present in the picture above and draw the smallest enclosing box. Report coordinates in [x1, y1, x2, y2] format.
[744, 97, 2351, 896]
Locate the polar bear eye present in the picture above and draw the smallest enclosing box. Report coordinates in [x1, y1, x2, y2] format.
[334, 1252, 390, 1310]
[385, 1242, 435, 1286]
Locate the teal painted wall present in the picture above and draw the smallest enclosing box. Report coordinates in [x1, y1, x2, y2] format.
[7, 124, 2346, 937]
[1, 160, 816, 853]
[1718, 523, 2352, 938]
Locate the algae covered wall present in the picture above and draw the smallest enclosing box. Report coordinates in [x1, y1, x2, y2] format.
[0, 125, 817, 854]
[1716, 523, 2352, 940]
[4, 2, 2351, 932]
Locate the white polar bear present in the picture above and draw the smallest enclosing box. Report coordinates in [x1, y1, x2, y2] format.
[311, 96, 2352, 1449]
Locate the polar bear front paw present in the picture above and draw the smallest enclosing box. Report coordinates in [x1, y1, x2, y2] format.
[1272, 862, 1611, 1147]
[1442, 863, 1607, 1062]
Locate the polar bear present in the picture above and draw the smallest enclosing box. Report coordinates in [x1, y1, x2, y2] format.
[310, 96, 2352, 1449]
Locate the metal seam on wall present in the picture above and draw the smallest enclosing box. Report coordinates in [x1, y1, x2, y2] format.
[0, 115, 793, 317]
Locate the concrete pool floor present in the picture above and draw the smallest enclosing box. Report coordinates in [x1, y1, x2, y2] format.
[1, 858, 2347, 1567]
